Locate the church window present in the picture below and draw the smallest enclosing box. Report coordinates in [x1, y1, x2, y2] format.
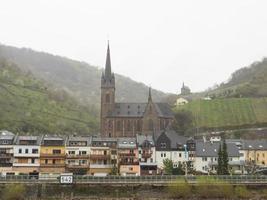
[148, 119, 154, 131]
[137, 120, 141, 131]
[127, 120, 131, 131]
[106, 94, 110, 103]
[116, 121, 122, 131]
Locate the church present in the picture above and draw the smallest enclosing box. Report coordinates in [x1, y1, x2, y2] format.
[100, 43, 174, 137]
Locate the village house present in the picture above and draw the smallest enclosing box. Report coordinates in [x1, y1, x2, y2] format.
[39, 135, 66, 176]
[0, 131, 15, 176]
[241, 140, 267, 167]
[13, 135, 41, 176]
[65, 136, 91, 175]
[89, 137, 117, 176]
[194, 140, 244, 174]
[136, 134, 157, 175]
[117, 137, 139, 176]
[155, 131, 189, 171]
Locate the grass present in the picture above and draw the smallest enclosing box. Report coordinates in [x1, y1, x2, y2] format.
[175, 98, 267, 130]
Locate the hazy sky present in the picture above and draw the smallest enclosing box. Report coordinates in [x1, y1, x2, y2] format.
[1, 0, 267, 93]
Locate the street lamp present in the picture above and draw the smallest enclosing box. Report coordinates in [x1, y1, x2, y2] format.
[184, 144, 188, 176]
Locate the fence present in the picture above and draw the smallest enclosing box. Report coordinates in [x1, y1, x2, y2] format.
[1, 175, 267, 185]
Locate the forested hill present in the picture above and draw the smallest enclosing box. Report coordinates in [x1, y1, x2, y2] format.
[205, 58, 267, 98]
[0, 58, 99, 135]
[0, 44, 169, 106]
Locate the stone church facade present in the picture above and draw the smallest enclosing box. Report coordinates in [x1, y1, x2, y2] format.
[100, 43, 174, 137]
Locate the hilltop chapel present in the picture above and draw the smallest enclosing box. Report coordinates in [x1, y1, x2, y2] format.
[100, 43, 174, 138]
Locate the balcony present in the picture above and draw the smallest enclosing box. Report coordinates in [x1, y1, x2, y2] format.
[89, 164, 113, 169]
[66, 164, 89, 169]
[40, 163, 66, 168]
[118, 152, 136, 157]
[0, 163, 12, 167]
[40, 154, 65, 158]
[141, 153, 152, 158]
[90, 154, 110, 160]
[66, 154, 90, 159]
[0, 154, 12, 159]
[119, 161, 139, 165]
[13, 163, 40, 167]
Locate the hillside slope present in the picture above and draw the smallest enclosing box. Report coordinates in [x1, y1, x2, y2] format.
[0, 44, 169, 106]
[0, 59, 98, 134]
[205, 58, 267, 98]
[175, 98, 267, 131]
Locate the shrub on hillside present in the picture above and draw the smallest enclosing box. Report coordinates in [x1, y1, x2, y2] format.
[2, 184, 26, 200]
[234, 185, 251, 199]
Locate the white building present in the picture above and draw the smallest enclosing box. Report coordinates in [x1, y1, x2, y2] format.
[65, 136, 91, 175]
[194, 140, 243, 174]
[13, 136, 41, 175]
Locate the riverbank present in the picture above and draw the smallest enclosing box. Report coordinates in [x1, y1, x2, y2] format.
[1, 184, 267, 200]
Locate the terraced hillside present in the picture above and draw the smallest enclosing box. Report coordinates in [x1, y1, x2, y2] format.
[175, 98, 267, 130]
[0, 59, 98, 134]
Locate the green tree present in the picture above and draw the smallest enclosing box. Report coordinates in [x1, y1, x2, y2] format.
[110, 164, 118, 175]
[222, 139, 229, 175]
[173, 162, 185, 175]
[163, 158, 174, 175]
[217, 144, 223, 175]
[172, 110, 194, 135]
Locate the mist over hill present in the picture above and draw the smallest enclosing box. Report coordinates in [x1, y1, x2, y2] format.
[0, 58, 99, 134]
[205, 58, 267, 98]
[0, 44, 169, 107]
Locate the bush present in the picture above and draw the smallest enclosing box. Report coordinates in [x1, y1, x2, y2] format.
[234, 186, 251, 199]
[195, 176, 233, 198]
[168, 179, 191, 199]
[2, 184, 26, 200]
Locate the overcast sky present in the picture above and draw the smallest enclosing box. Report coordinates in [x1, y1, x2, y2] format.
[0, 0, 267, 94]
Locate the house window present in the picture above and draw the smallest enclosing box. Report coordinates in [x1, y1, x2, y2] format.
[45, 159, 48, 164]
[18, 149, 22, 154]
[150, 158, 153, 163]
[179, 153, 182, 158]
[53, 150, 61, 154]
[52, 159, 56, 164]
[31, 158, 35, 164]
[32, 149, 38, 154]
[25, 149, 29, 154]
[69, 151, 75, 155]
[202, 157, 207, 161]
[160, 143, 166, 148]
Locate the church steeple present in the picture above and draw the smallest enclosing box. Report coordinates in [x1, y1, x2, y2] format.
[148, 87, 152, 102]
[101, 41, 115, 88]
[105, 41, 112, 78]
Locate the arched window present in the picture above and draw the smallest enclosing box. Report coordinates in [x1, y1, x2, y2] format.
[127, 120, 131, 131]
[116, 120, 122, 131]
[148, 119, 154, 131]
[106, 94, 110, 103]
[136, 120, 141, 131]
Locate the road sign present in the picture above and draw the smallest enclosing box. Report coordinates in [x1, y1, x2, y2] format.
[60, 174, 73, 184]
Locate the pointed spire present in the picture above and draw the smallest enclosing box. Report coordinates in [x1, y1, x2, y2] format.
[105, 40, 112, 77]
[148, 87, 152, 101]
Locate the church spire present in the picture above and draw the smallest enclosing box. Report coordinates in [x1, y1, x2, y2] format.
[148, 87, 152, 101]
[105, 41, 112, 77]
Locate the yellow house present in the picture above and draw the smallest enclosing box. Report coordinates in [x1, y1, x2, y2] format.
[243, 140, 267, 167]
[40, 136, 66, 175]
